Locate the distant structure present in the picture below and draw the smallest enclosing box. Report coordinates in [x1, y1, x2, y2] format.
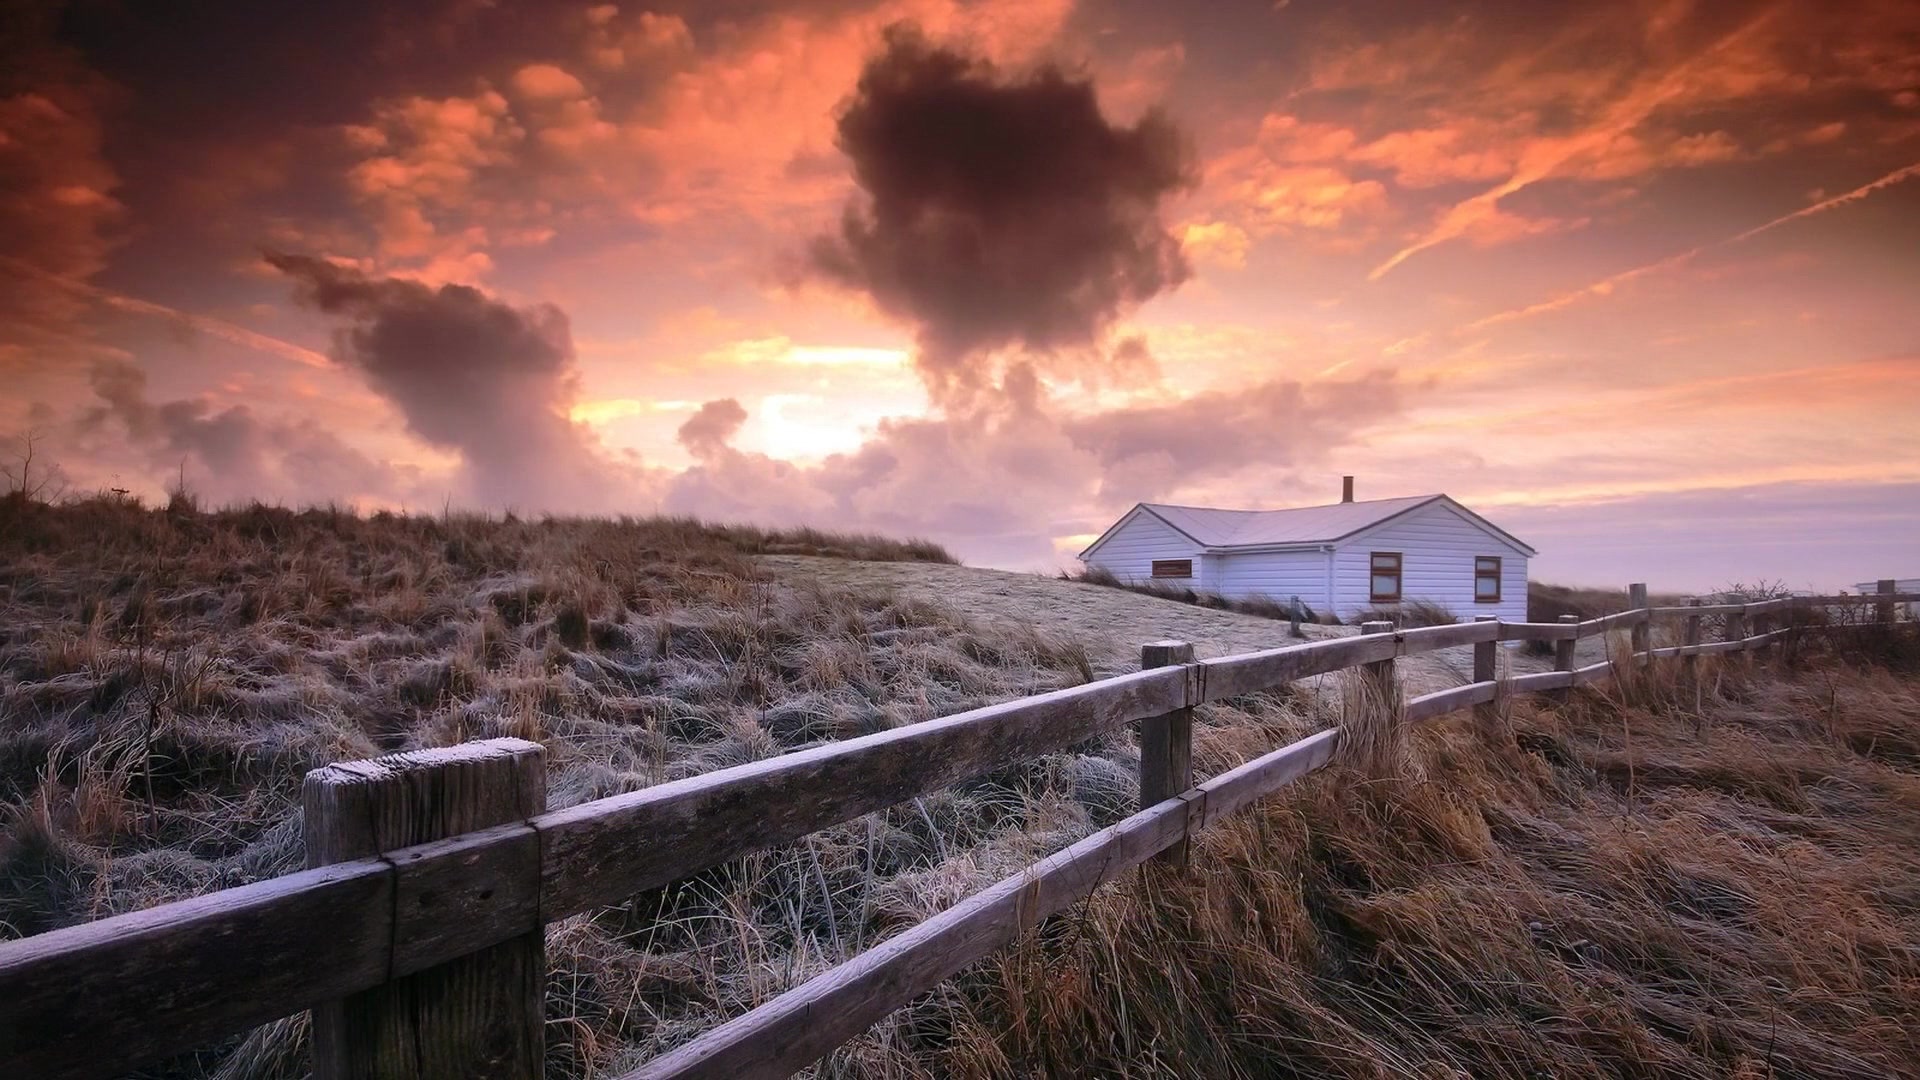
[1853, 578, 1919, 619]
[1078, 476, 1535, 623]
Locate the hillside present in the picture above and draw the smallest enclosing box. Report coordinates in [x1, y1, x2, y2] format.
[2, 500, 1917, 1078]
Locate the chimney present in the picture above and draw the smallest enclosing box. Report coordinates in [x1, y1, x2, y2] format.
[1341, 475, 1354, 503]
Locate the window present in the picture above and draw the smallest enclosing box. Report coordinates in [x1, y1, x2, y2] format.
[1474, 556, 1502, 602]
[1369, 552, 1402, 602]
[1151, 559, 1194, 579]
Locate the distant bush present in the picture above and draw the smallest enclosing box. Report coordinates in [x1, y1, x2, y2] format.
[1348, 598, 1461, 628]
[1529, 581, 1686, 622]
[1065, 566, 1323, 625]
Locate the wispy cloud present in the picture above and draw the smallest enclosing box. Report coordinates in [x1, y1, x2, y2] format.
[0, 254, 331, 368]
[1466, 160, 1920, 330]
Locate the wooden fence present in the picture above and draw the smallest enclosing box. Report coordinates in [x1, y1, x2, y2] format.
[0, 581, 1913, 1080]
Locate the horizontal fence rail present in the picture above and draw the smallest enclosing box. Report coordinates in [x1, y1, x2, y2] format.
[0, 585, 1913, 1079]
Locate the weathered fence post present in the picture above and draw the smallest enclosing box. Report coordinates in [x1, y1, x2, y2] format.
[1289, 595, 1305, 639]
[1359, 618, 1396, 700]
[1682, 597, 1702, 687]
[1881, 579, 1899, 627]
[1472, 615, 1498, 728]
[304, 739, 547, 1080]
[1554, 614, 1579, 700]
[1139, 641, 1195, 866]
[1727, 603, 1748, 653]
[1628, 583, 1650, 664]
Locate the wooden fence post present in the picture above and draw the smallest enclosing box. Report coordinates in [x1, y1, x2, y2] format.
[1628, 583, 1649, 664]
[304, 739, 547, 1080]
[1359, 619, 1396, 704]
[1726, 603, 1748, 656]
[1881, 579, 1899, 627]
[1472, 616, 1498, 728]
[1682, 597, 1702, 686]
[1139, 641, 1195, 866]
[1554, 615, 1578, 700]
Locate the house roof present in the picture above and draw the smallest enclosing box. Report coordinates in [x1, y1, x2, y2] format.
[1080, 494, 1537, 558]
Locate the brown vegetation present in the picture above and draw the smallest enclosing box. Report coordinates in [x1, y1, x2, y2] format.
[3, 497, 1917, 1079]
[1067, 565, 1326, 624]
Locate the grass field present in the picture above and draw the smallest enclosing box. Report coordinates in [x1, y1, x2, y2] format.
[2, 498, 1916, 1078]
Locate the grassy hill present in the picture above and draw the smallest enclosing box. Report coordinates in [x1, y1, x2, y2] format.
[2, 498, 1917, 1078]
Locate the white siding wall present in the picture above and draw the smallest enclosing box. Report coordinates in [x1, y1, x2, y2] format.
[1330, 502, 1528, 622]
[1214, 549, 1332, 610]
[1083, 510, 1201, 585]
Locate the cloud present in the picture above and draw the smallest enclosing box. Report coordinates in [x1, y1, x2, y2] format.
[677, 397, 748, 458]
[266, 252, 644, 511]
[807, 25, 1195, 399]
[1468, 159, 1920, 330]
[72, 358, 410, 505]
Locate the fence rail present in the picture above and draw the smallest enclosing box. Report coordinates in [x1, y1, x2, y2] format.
[0, 584, 1913, 1079]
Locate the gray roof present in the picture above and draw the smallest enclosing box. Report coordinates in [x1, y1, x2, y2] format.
[1082, 494, 1536, 556]
[1145, 495, 1437, 547]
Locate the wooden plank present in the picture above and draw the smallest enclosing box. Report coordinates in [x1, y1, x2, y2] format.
[387, 822, 542, 979]
[1508, 670, 1574, 693]
[1581, 609, 1648, 636]
[1496, 621, 1578, 641]
[625, 794, 1193, 1080]
[1795, 592, 1920, 606]
[540, 666, 1186, 918]
[1880, 579, 1899, 626]
[1407, 682, 1495, 725]
[1572, 659, 1613, 685]
[1197, 633, 1396, 702]
[1189, 728, 1342, 829]
[629, 718, 1357, 1080]
[1397, 620, 1500, 654]
[304, 738, 546, 1080]
[1138, 641, 1195, 867]
[0, 860, 393, 1080]
[1648, 603, 1745, 617]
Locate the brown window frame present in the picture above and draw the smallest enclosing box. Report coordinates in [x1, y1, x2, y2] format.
[1474, 556, 1503, 603]
[1151, 559, 1194, 579]
[1369, 552, 1402, 602]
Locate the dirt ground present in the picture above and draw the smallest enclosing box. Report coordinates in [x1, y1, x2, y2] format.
[761, 556, 1614, 697]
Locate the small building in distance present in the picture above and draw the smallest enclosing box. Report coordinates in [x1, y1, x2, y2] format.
[1078, 477, 1535, 624]
[1851, 578, 1918, 619]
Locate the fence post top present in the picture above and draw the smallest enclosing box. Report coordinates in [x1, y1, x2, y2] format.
[1141, 640, 1195, 666]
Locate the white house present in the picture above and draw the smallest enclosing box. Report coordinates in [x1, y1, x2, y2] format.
[1851, 579, 1918, 619]
[1078, 480, 1535, 623]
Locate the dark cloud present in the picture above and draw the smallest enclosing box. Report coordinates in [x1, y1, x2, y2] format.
[78, 358, 410, 505]
[809, 25, 1194, 399]
[677, 398, 748, 459]
[265, 253, 639, 510]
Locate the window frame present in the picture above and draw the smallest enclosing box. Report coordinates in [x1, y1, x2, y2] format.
[1369, 551, 1403, 603]
[1151, 558, 1194, 579]
[1474, 555, 1503, 603]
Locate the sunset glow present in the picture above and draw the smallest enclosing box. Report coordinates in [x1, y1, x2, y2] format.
[4, 0, 1916, 589]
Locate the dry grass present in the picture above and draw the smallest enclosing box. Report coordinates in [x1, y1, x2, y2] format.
[874, 633, 1920, 1080]
[4, 496, 1918, 1079]
[1066, 566, 1325, 624]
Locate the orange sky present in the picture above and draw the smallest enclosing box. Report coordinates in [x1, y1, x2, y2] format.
[3, 0, 1917, 590]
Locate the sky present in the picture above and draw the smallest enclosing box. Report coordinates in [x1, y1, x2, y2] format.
[3, 0, 1917, 591]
